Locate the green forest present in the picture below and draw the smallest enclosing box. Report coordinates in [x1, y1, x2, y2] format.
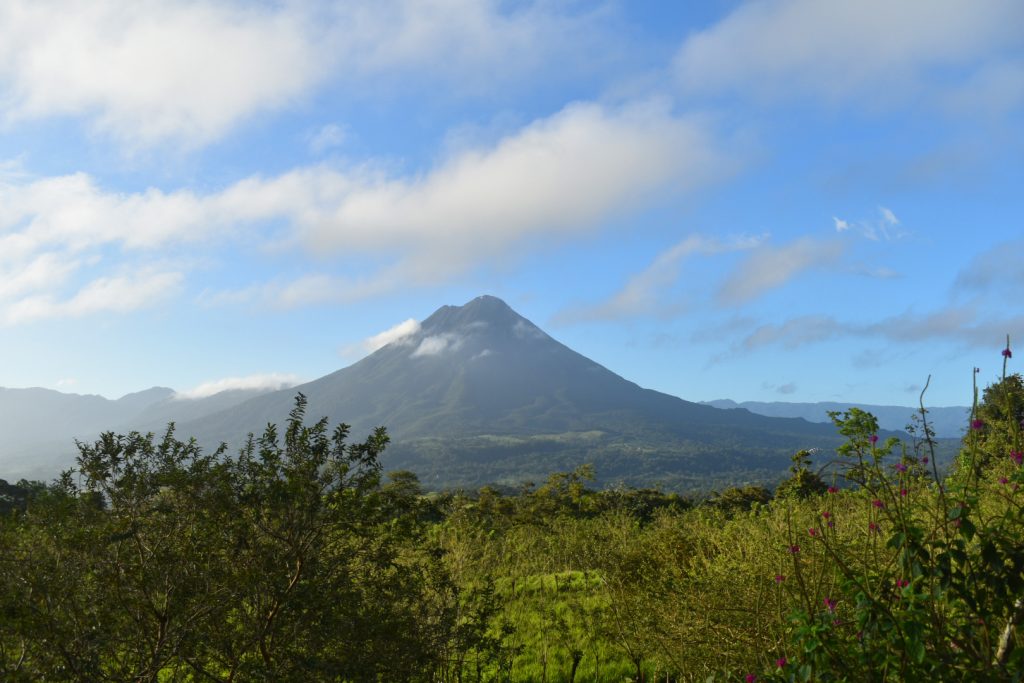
[2, 361, 1023, 681]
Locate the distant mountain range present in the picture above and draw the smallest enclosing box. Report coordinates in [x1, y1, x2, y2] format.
[0, 386, 274, 479]
[701, 400, 970, 439]
[2, 296, 945, 492]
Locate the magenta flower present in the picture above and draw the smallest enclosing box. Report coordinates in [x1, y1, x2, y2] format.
[872, 499, 885, 508]
[775, 574, 786, 583]
[824, 597, 837, 612]
[921, 456, 929, 465]
[999, 477, 1009, 485]
[972, 419, 985, 431]
[828, 486, 839, 494]
[775, 657, 787, 668]
[827, 520, 835, 528]
[869, 434, 879, 445]
[1004, 347, 1013, 359]
[808, 527, 818, 537]
[788, 544, 800, 554]
[745, 674, 757, 683]
[821, 510, 831, 519]
[896, 578, 909, 588]
[900, 488, 908, 497]
[1011, 451, 1023, 466]
[895, 463, 908, 473]
[869, 521, 879, 533]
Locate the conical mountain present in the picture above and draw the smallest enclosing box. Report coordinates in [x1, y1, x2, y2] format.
[176, 296, 845, 491]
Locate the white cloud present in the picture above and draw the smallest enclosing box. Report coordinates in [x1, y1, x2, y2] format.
[297, 101, 729, 262]
[879, 207, 899, 226]
[674, 0, 1024, 109]
[411, 333, 464, 357]
[0, 0, 327, 149]
[175, 373, 302, 400]
[556, 233, 765, 322]
[201, 101, 731, 304]
[717, 237, 845, 305]
[0, 172, 213, 257]
[0, 0, 618, 149]
[0, 100, 730, 319]
[833, 217, 849, 232]
[2, 269, 182, 325]
[362, 318, 421, 353]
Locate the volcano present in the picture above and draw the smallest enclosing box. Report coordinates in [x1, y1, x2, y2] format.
[175, 295, 844, 491]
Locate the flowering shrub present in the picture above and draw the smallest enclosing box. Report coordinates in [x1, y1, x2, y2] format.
[766, 342, 1024, 680]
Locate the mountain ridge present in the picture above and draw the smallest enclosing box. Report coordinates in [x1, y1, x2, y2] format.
[702, 399, 970, 439]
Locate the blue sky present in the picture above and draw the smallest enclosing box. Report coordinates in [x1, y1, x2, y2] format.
[1, 0, 1022, 408]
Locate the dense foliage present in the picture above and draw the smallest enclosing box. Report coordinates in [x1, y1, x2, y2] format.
[2, 348, 1023, 681]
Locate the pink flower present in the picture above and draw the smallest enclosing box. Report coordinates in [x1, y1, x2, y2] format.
[895, 463, 908, 473]
[821, 510, 831, 519]
[869, 434, 879, 445]
[972, 419, 985, 431]
[775, 657, 787, 668]
[869, 522, 879, 533]
[896, 578, 909, 588]
[921, 456, 929, 465]
[827, 520, 835, 528]
[900, 488, 908, 497]
[775, 574, 786, 583]
[828, 486, 839, 494]
[788, 544, 800, 554]
[872, 499, 885, 508]
[824, 597, 837, 612]
[808, 527, 818, 537]
[1004, 347, 1013, 359]
[1000, 477, 1010, 485]
[1011, 451, 1023, 466]
[745, 675, 757, 683]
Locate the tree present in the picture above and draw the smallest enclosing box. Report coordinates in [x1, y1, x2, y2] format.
[0, 395, 457, 681]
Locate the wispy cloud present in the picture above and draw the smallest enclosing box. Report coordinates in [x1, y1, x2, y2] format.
[555, 233, 764, 323]
[308, 124, 346, 155]
[175, 373, 302, 400]
[717, 237, 845, 305]
[733, 305, 1023, 353]
[833, 207, 907, 241]
[762, 380, 798, 395]
[954, 238, 1024, 293]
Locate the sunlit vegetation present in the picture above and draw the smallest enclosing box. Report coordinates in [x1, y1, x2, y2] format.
[2, 350, 1023, 680]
